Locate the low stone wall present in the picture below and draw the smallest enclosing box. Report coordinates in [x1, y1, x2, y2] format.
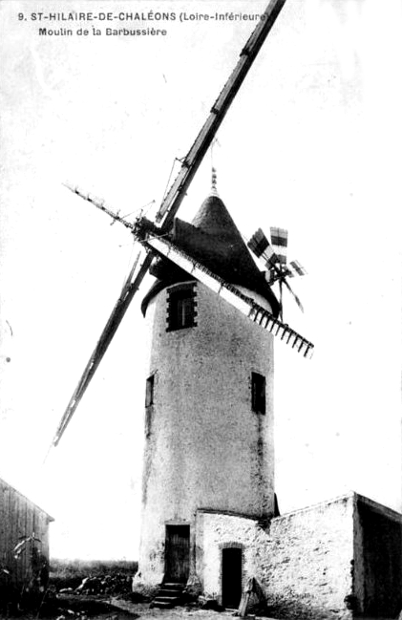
[260, 496, 354, 620]
[197, 496, 355, 620]
[177, 494, 401, 619]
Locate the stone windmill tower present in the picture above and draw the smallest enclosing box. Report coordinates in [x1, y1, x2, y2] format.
[49, 0, 313, 604]
[138, 175, 281, 589]
[47, 0, 402, 613]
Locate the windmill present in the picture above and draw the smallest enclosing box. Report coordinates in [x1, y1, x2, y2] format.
[247, 227, 307, 321]
[49, 0, 313, 452]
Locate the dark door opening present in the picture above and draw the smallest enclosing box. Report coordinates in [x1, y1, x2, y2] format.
[222, 547, 242, 608]
[165, 525, 190, 583]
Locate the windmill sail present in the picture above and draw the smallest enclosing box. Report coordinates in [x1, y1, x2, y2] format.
[270, 227, 288, 265]
[50, 0, 291, 448]
[247, 228, 277, 267]
[281, 276, 304, 313]
[288, 259, 307, 277]
[139, 227, 314, 359]
[248, 226, 307, 320]
[155, 0, 288, 226]
[51, 251, 150, 447]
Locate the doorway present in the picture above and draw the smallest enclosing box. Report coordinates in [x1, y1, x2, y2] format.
[221, 547, 242, 608]
[165, 525, 190, 583]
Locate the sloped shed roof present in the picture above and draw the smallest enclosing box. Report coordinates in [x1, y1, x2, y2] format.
[0, 477, 54, 521]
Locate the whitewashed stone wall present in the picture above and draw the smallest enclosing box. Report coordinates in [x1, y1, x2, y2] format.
[138, 280, 274, 584]
[196, 510, 261, 600]
[197, 496, 355, 620]
[261, 496, 354, 620]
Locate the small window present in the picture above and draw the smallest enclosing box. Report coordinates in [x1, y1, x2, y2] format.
[167, 284, 197, 331]
[251, 372, 266, 414]
[145, 374, 155, 407]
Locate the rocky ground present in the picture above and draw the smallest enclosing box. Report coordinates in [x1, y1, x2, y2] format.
[1, 576, 397, 620]
[48, 596, 278, 620]
[0, 593, 276, 620]
[0, 593, 397, 620]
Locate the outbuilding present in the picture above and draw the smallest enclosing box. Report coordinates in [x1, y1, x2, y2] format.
[0, 477, 53, 604]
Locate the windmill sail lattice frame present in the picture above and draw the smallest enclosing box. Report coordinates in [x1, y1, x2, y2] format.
[50, 0, 313, 450]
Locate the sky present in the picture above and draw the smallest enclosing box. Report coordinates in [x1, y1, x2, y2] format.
[0, 0, 402, 560]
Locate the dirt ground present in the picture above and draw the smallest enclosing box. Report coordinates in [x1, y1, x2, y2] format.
[0, 598, 243, 620]
[89, 599, 278, 620]
[106, 600, 397, 620]
[0, 595, 271, 620]
[1, 594, 396, 620]
[60, 599, 398, 620]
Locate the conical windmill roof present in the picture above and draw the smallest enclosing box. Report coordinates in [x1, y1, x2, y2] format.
[142, 190, 280, 316]
[192, 193, 242, 238]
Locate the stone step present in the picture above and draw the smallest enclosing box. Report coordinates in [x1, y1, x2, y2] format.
[151, 581, 186, 609]
[151, 600, 175, 609]
[158, 591, 182, 598]
[163, 582, 184, 589]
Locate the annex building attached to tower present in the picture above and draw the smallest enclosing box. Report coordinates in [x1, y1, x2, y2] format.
[135, 182, 402, 620]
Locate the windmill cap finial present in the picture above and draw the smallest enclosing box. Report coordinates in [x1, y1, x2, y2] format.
[211, 167, 219, 197]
